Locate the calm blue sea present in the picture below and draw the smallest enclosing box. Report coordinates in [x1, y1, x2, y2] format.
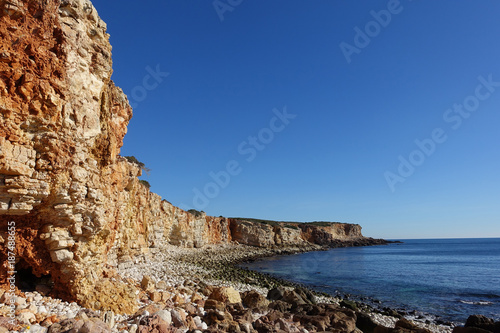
[240, 238, 500, 323]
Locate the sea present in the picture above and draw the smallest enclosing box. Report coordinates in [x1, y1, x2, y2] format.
[240, 238, 500, 324]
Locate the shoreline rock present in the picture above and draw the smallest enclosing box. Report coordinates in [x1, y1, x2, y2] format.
[452, 315, 500, 333]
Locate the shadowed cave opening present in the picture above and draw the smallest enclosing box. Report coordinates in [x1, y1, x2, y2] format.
[15, 259, 53, 294]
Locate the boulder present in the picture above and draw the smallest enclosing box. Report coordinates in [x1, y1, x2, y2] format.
[241, 290, 270, 310]
[137, 314, 170, 333]
[294, 314, 331, 331]
[0, 317, 16, 332]
[465, 315, 499, 333]
[148, 291, 162, 302]
[356, 312, 378, 333]
[340, 299, 358, 311]
[170, 309, 187, 328]
[452, 315, 500, 333]
[282, 290, 307, 307]
[79, 318, 112, 333]
[205, 299, 226, 311]
[267, 286, 286, 301]
[395, 318, 423, 330]
[209, 286, 242, 304]
[269, 300, 292, 312]
[155, 280, 168, 290]
[47, 319, 82, 333]
[18, 311, 36, 324]
[466, 315, 495, 328]
[154, 310, 172, 326]
[27, 325, 48, 333]
[141, 275, 156, 292]
[295, 287, 316, 304]
[204, 309, 234, 328]
[330, 309, 357, 333]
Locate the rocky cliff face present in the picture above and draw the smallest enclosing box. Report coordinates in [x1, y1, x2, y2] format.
[0, 0, 371, 314]
[298, 223, 363, 245]
[228, 220, 364, 248]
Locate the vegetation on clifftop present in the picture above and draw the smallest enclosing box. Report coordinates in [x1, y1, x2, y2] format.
[123, 155, 151, 174]
[188, 209, 203, 218]
[230, 218, 346, 229]
[139, 180, 151, 189]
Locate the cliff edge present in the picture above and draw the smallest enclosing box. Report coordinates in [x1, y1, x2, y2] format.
[0, 0, 382, 314]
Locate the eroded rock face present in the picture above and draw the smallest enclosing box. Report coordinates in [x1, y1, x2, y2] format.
[299, 223, 363, 245]
[0, 0, 139, 312]
[0, 0, 371, 313]
[229, 219, 364, 247]
[229, 220, 276, 247]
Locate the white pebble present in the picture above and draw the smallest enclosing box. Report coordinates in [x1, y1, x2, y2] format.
[196, 307, 205, 317]
[15, 297, 26, 306]
[155, 310, 171, 325]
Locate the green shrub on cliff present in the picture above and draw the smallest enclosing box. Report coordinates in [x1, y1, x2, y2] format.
[231, 218, 338, 229]
[188, 209, 203, 218]
[139, 180, 151, 189]
[124, 155, 151, 175]
[306, 221, 339, 227]
[232, 218, 280, 227]
[232, 218, 300, 229]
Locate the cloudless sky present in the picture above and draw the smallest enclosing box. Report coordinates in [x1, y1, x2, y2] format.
[90, 0, 500, 239]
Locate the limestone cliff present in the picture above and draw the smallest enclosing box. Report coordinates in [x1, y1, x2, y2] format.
[228, 219, 365, 248]
[0, 0, 379, 314]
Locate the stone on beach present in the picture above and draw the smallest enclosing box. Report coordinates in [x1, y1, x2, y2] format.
[209, 286, 242, 304]
[136, 314, 170, 333]
[154, 310, 172, 325]
[451, 315, 500, 333]
[241, 290, 270, 311]
[141, 276, 156, 292]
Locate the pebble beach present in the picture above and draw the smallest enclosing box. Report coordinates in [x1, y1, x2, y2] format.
[0, 244, 456, 333]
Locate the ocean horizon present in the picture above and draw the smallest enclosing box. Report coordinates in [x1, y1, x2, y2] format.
[240, 237, 500, 324]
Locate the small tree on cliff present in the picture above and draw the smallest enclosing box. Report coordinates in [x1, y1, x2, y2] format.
[124, 156, 151, 175]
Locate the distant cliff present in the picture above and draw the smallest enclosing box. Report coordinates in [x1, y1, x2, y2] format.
[228, 219, 367, 247]
[0, 0, 384, 313]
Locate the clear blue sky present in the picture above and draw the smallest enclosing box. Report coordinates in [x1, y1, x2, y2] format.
[90, 0, 500, 239]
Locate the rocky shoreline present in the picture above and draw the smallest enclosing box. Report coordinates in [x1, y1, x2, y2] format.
[0, 242, 473, 333]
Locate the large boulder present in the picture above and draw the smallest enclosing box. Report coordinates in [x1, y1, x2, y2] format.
[209, 286, 242, 304]
[241, 290, 269, 311]
[137, 314, 170, 333]
[452, 315, 500, 333]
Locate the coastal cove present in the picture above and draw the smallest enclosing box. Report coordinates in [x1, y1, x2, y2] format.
[1, 1, 499, 332]
[240, 238, 500, 324]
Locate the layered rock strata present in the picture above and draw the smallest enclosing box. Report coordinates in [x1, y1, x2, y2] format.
[0, 0, 381, 313]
